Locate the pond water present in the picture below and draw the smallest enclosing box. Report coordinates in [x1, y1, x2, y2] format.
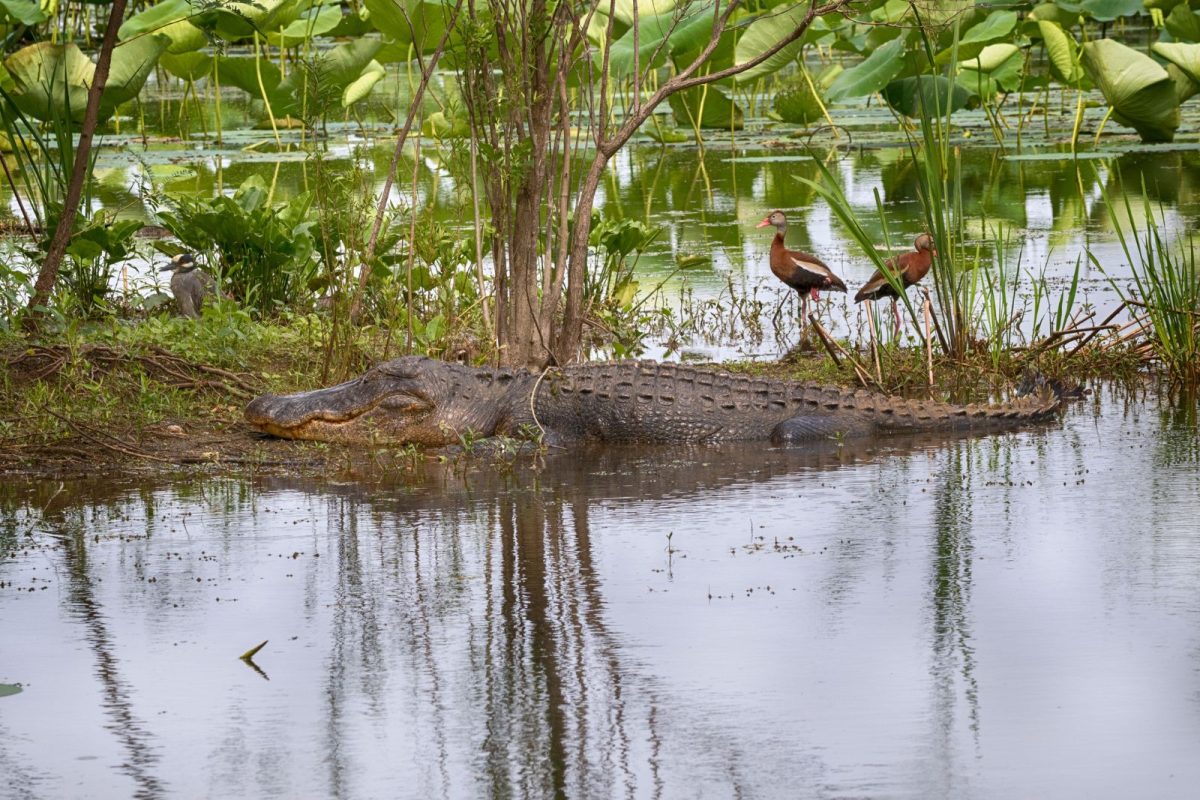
[2, 387, 1198, 798]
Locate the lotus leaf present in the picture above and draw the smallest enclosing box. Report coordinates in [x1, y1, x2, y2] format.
[192, 0, 303, 42]
[342, 60, 385, 107]
[1165, 4, 1200, 42]
[610, 7, 709, 78]
[908, 0, 974, 27]
[668, 84, 743, 129]
[733, 2, 809, 83]
[363, 0, 461, 58]
[1153, 41, 1200, 82]
[160, 51, 212, 81]
[0, 0, 46, 25]
[422, 109, 469, 138]
[4, 36, 169, 122]
[881, 75, 971, 118]
[937, 9, 1017, 64]
[215, 56, 284, 99]
[957, 43, 1023, 97]
[1038, 20, 1084, 85]
[1165, 62, 1200, 104]
[118, 0, 207, 54]
[1056, 0, 1144, 22]
[826, 35, 907, 101]
[269, 6, 343, 48]
[608, 0, 678, 27]
[1081, 38, 1179, 142]
[1028, 3, 1082, 28]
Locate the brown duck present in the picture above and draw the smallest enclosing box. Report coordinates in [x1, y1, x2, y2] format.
[757, 210, 847, 321]
[854, 233, 936, 332]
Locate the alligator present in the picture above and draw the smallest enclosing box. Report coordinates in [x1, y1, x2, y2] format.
[244, 357, 1065, 447]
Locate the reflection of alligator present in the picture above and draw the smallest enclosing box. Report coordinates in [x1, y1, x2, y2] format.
[244, 356, 1065, 446]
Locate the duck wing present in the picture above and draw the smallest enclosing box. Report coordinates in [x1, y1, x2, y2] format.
[784, 248, 847, 290]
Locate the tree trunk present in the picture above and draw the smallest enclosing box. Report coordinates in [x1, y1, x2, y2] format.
[23, 0, 129, 330]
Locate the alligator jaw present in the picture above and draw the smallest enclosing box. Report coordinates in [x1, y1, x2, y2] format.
[244, 382, 433, 444]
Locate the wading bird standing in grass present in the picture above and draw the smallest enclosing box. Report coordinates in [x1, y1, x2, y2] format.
[854, 233, 937, 334]
[160, 253, 217, 319]
[757, 210, 847, 325]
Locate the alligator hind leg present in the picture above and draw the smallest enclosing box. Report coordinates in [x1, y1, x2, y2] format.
[770, 415, 860, 444]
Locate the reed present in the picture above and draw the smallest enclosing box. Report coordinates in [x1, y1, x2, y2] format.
[1093, 185, 1199, 389]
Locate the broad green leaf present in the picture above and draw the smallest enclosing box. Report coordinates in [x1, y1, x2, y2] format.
[1038, 20, 1083, 85]
[215, 56, 283, 98]
[422, 109, 470, 138]
[1165, 62, 1200, 104]
[610, 8, 706, 77]
[1059, 0, 1143, 22]
[825, 35, 907, 101]
[0, 683, 22, 698]
[1152, 41, 1200, 85]
[733, 3, 809, 83]
[118, 0, 207, 53]
[1165, 4, 1200, 43]
[103, 34, 172, 112]
[958, 45, 1023, 97]
[909, 0, 973, 27]
[4, 37, 168, 122]
[363, 0, 459, 56]
[0, 0, 46, 25]
[880, 75, 971, 117]
[963, 42, 1019, 74]
[668, 84, 743, 129]
[1081, 38, 1179, 142]
[609, 0, 678, 26]
[269, 6, 343, 47]
[342, 59, 385, 106]
[960, 9, 1017, 45]
[1028, 3, 1081, 28]
[4, 42, 92, 121]
[935, 9, 1016, 63]
[160, 51, 213, 81]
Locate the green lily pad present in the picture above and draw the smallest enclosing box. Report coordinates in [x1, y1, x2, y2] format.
[3, 36, 169, 122]
[826, 35, 907, 101]
[1165, 3, 1200, 42]
[341, 59, 385, 107]
[1038, 20, 1084, 85]
[118, 0, 207, 54]
[733, 2, 809, 83]
[0, 0, 46, 25]
[1081, 38, 1179, 143]
[881, 75, 972, 118]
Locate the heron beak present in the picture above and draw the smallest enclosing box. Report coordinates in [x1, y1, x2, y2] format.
[159, 264, 175, 272]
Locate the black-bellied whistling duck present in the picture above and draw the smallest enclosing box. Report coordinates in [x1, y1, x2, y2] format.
[854, 233, 936, 332]
[757, 210, 847, 322]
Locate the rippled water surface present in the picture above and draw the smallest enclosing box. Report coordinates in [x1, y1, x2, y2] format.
[2, 389, 1199, 799]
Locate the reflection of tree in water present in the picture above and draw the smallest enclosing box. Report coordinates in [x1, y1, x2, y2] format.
[51, 518, 167, 799]
[926, 440, 982, 794]
[316, 480, 654, 798]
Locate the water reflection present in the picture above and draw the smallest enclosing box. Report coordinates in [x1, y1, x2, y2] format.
[2, 396, 1200, 797]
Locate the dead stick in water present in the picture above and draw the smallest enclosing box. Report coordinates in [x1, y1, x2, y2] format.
[808, 313, 842, 367]
[1068, 302, 1127, 355]
[922, 287, 934, 391]
[809, 316, 878, 390]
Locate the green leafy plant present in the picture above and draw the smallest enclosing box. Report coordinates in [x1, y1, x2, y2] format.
[155, 175, 318, 313]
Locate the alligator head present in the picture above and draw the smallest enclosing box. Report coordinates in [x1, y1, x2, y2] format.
[245, 356, 526, 445]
